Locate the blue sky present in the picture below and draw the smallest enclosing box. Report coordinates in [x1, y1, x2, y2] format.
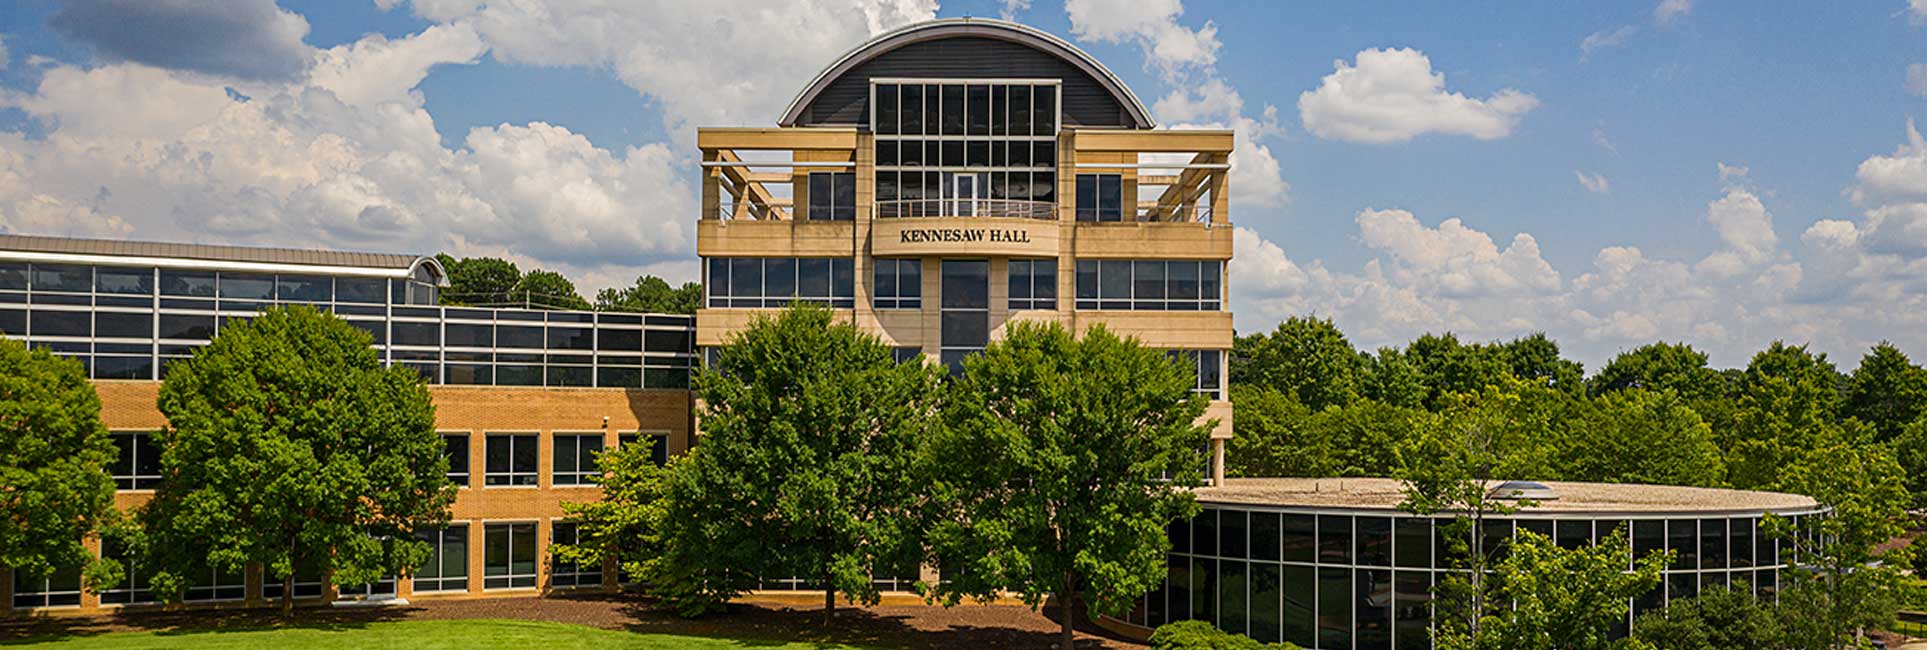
[1, 0, 1925, 368]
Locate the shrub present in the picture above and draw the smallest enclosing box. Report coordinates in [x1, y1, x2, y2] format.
[1148, 621, 1300, 650]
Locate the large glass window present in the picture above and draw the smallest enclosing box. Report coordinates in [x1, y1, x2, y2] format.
[549, 521, 602, 588]
[1075, 174, 1124, 222]
[872, 259, 922, 310]
[1319, 515, 1352, 564]
[1318, 567, 1352, 650]
[98, 539, 154, 605]
[96, 268, 153, 295]
[1394, 571, 1431, 650]
[111, 430, 162, 490]
[1006, 259, 1057, 310]
[552, 433, 603, 486]
[414, 524, 469, 593]
[1165, 350, 1224, 400]
[484, 433, 538, 487]
[939, 259, 989, 374]
[808, 172, 856, 221]
[261, 554, 326, 600]
[484, 522, 538, 589]
[31, 265, 91, 293]
[1075, 260, 1221, 311]
[706, 257, 854, 309]
[442, 433, 470, 486]
[873, 81, 1060, 219]
[12, 565, 82, 608]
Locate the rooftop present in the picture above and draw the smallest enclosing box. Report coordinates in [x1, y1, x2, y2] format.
[1195, 477, 1820, 516]
[0, 234, 442, 280]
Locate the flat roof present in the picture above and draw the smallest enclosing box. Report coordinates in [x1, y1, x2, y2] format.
[1195, 477, 1820, 517]
[0, 234, 444, 282]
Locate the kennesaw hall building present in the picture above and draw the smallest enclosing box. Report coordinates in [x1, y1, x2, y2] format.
[0, 18, 1826, 650]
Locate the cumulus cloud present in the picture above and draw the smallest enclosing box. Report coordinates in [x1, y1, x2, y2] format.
[1653, 0, 1693, 25]
[1064, 0, 1220, 80]
[1912, 0, 1927, 26]
[1580, 26, 1636, 61]
[1575, 170, 1610, 193]
[48, 0, 314, 81]
[1298, 48, 1539, 144]
[1000, 0, 1032, 21]
[1695, 188, 1778, 278]
[397, 0, 937, 138]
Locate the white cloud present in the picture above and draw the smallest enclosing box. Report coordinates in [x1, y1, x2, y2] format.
[307, 23, 485, 110]
[399, 0, 938, 139]
[1575, 170, 1610, 193]
[1654, 0, 1693, 25]
[1695, 188, 1778, 278]
[1298, 48, 1539, 144]
[1000, 0, 1032, 21]
[1850, 118, 1927, 206]
[1593, 126, 1618, 154]
[1063, 0, 1220, 80]
[1912, 0, 1927, 25]
[1354, 208, 1562, 299]
[1580, 26, 1636, 61]
[1906, 64, 1927, 98]
[1717, 161, 1750, 181]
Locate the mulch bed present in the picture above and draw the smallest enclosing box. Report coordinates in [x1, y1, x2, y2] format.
[0, 592, 1148, 649]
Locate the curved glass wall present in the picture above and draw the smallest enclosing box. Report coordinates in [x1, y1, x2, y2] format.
[1119, 503, 1825, 650]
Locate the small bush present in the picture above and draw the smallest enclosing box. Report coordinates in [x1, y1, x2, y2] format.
[1148, 621, 1300, 650]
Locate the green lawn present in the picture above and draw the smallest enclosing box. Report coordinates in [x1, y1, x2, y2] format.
[8, 619, 875, 649]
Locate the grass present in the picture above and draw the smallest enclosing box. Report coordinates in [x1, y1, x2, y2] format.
[7, 619, 877, 649]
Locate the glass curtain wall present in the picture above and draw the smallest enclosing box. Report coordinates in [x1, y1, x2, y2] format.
[872, 81, 1060, 218]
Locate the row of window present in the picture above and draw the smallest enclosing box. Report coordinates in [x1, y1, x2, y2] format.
[875, 141, 1058, 170]
[10, 521, 605, 609]
[0, 263, 438, 307]
[872, 82, 1059, 138]
[105, 430, 670, 492]
[707, 258, 1223, 313]
[703, 257, 858, 309]
[1075, 260, 1224, 311]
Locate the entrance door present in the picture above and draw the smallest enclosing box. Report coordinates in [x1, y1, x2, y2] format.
[953, 173, 979, 217]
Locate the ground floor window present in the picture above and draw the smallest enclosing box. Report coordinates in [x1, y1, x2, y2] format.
[98, 539, 155, 605]
[11, 566, 81, 608]
[484, 522, 538, 589]
[414, 524, 469, 593]
[262, 554, 326, 600]
[548, 522, 601, 588]
[338, 577, 397, 598]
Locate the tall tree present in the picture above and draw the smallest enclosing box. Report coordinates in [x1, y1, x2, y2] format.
[1403, 333, 1513, 410]
[921, 322, 1212, 650]
[1225, 385, 1320, 478]
[675, 304, 942, 622]
[1633, 582, 1787, 650]
[511, 269, 592, 310]
[1841, 342, 1927, 443]
[1896, 417, 1927, 508]
[0, 338, 118, 589]
[434, 254, 521, 306]
[595, 275, 703, 314]
[547, 443, 703, 612]
[144, 306, 456, 614]
[1499, 332, 1586, 394]
[1726, 342, 1844, 489]
[1587, 341, 1725, 402]
[1473, 529, 1669, 650]
[1561, 389, 1726, 487]
[1767, 426, 1910, 648]
[1361, 346, 1428, 408]
[1229, 316, 1365, 411]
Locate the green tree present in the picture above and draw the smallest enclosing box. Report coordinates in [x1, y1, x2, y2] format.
[1896, 416, 1927, 508]
[143, 306, 456, 614]
[1841, 342, 1927, 443]
[511, 269, 592, 310]
[1229, 316, 1364, 411]
[1726, 342, 1845, 489]
[1361, 346, 1428, 408]
[1588, 341, 1725, 402]
[1499, 332, 1586, 394]
[1403, 333, 1513, 410]
[435, 254, 521, 306]
[674, 304, 941, 622]
[1632, 581, 1786, 650]
[0, 338, 119, 590]
[548, 443, 695, 611]
[1767, 429, 1910, 648]
[1561, 389, 1725, 487]
[1224, 385, 1319, 478]
[1473, 529, 1669, 650]
[595, 275, 703, 314]
[921, 322, 1212, 650]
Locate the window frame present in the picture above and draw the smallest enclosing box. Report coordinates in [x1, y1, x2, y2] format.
[483, 432, 540, 487]
[551, 432, 605, 487]
[483, 520, 540, 590]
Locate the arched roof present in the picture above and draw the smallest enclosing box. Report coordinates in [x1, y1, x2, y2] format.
[778, 18, 1155, 129]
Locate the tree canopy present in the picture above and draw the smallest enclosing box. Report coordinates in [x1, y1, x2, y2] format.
[0, 338, 117, 583]
[143, 305, 455, 613]
[920, 321, 1212, 650]
[596, 275, 703, 314]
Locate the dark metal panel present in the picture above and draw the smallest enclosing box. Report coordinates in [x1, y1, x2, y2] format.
[797, 36, 1132, 129]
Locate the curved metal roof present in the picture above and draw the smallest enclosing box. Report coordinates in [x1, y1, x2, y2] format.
[777, 17, 1155, 129]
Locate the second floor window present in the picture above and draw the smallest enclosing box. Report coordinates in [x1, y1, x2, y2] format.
[1166, 349, 1225, 401]
[872, 259, 922, 310]
[111, 430, 162, 490]
[552, 433, 603, 486]
[1075, 260, 1223, 311]
[442, 433, 470, 486]
[484, 433, 538, 486]
[808, 172, 856, 221]
[1007, 259, 1057, 311]
[1076, 174, 1124, 222]
[705, 257, 855, 309]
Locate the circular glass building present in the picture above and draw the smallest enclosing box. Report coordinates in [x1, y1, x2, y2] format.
[1109, 478, 1824, 650]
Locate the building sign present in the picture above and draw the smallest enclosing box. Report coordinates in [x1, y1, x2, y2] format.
[898, 228, 1033, 244]
[872, 217, 1059, 257]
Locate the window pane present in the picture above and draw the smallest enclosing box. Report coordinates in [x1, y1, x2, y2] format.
[730, 258, 762, 300]
[1009, 85, 1030, 135]
[941, 260, 988, 309]
[1318, 567, 1351, 650]
[1133, 261, 1167, 300]
[497, 325, 542, 349]
[875, 84, 898, 135]
[1075, 261, 1098, 300]
[1319, 515, 1352, 563]
[1282, 514, 1315, 563]
[95, 312, 151, 339]
[1284, 566, 1315, 647]
[219, 273, 273, 299]
[1034, 86, 1056, 133]
[1358, 516, 1392, 567]
[96, 268, 153, 295]
[941, 84, 964, 135]
[336, 277, 386, 304]
[160, 270, 217, 297]
[798, 259, 830, 298]
[901, 84, 922, 134]
[0, 264, 24, 290]
[809, 173, 832, 220]
[1394, 518, 1430, 568]
[833, 173, 855, 220]
[31, 310, 90, 337]
[1219, 560, 1247, 635]
[967, 84, 989, 135]
[276, 275, 331, 302]
[1250, 512, 1281, 562]
[1076, 175, 1097, 221]
[32, 264, 91, 292]
[1099, 261, 1131, 300]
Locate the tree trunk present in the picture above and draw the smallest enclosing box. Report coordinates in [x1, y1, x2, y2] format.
[281, 575, 294, 618]
[1059, 571, 1077, 650]
[822, 566, 835, 626]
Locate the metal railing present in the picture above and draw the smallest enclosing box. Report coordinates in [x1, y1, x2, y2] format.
[1132, 203, 1214, 223]
[876, 199, 1056, 220]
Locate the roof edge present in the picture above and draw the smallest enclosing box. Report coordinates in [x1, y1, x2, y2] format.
[777, 17, 1155, 129]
